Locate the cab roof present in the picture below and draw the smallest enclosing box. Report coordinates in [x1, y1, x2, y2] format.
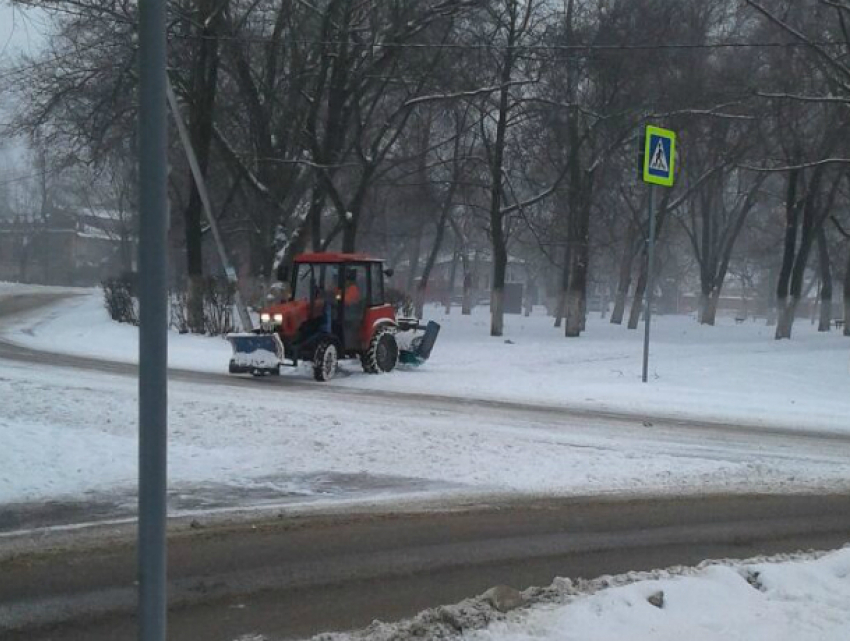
[295, 252, 383, 264]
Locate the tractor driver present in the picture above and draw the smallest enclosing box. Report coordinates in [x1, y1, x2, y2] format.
[343, 268, 362, 305]
[313, 267, 363, 318]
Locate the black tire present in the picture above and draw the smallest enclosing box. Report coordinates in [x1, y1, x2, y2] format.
[361, 326, 398, 374]
[313, 339, 338, 382]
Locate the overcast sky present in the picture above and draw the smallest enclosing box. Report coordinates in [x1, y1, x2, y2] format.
[0, 1, 47, 60]
[1, 1, 48, 171]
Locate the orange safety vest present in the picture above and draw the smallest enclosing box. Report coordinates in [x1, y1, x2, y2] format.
[344, 283, 361, 304]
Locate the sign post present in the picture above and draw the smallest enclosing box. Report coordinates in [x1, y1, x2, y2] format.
[138, 0, 168, 639]
[641, 125, 676, 383]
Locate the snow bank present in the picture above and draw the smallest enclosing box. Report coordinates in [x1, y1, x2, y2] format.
[310, 547, 850, 641]
[344, 303, 850, 435]
[0, 281, 82, 296]
[1, 286, 232, 371]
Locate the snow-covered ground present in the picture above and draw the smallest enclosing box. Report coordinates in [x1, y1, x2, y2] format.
[316, 547, 850, 641]
[7, 350, 850, 510]
[3, 285, 850, 515]
[4, 284, 849, 432]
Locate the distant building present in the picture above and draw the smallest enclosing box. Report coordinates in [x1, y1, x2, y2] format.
[0, 207, 134, 285]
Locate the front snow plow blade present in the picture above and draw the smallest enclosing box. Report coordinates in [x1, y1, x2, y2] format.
[399, 320, 441, 366]
[227, 332, 284, 375]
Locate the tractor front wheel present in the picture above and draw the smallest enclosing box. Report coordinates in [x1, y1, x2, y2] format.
[313, 339, 338, 382]
[362, 326, 398, 374]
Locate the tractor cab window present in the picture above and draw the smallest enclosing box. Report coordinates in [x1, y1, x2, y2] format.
[292, 263, 341, 305]
[320, 264, 341, 301]
[369, 263, 384, 306]
[343, 265, 367, 309]
[292, 263, 315, 303]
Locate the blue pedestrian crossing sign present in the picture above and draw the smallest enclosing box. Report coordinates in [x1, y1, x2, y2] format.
[643, 125, 676, 187]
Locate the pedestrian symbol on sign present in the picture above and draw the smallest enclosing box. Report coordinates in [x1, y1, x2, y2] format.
[649, 140, 668, 173]
[642, 125, 676, 187]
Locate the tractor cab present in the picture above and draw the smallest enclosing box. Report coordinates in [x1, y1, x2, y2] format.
[281, 253, 389, 355]
[227, 252, 440, 381]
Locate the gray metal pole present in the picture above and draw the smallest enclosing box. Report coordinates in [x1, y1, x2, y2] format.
[642, 186, 656, 383]
[165, 80, 253, 332]
[138, 0, 168, 638]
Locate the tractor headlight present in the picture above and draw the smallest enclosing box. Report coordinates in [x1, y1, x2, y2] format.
[260, 313, 271, 323]
[273, 313, 284, 323]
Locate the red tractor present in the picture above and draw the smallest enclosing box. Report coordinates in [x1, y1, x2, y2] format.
[227, 252, 440, 381]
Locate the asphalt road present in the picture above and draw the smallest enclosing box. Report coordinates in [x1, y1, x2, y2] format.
[3, 494, 850, 641]
[2, 291, 850, 640]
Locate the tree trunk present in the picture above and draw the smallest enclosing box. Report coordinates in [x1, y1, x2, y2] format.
[491, 287, 505, 336]
[702, 289, 721, 326]
[341, 215, 358, 253]
[776, 144, 839, 339]
[782, 227, 817, 339]
[774, 169, 800, 339]
[183, 2, 221, 333]
[780, 215, 821, 339]
[444, 247, 459, 315]
[187, 275, 205, 334]
[307, 185, 325, 251]
[461, 252, 472, 315]
[776, 297, 798, 338]
[487, 7, 518, 338]
[610, 223, 637, 325]
[610, 280, 630, 324]
[845, 249, 850, 337]
[626, 192, 673, 330]
[276, 214, 311, 277]
[564, 240, 588, 337]
[627, 253, 648, 330]
[490, 247, 508, 336]
[564, 288, 585, 337]
[416, 210, 449, 319]
[524, 276, 534, 317]
[405, 231, 423, 294]
[554, 245, 570, 327]
[765, 266, 777, 326]
[340, 184, 371, 254]
[18, 234, 30, 282]
[817, 224, 832, 332]
[845, 298, 850, 337]
[697, 290, 710, 325]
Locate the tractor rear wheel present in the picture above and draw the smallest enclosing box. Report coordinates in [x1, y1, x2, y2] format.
[313, 339, 338, 382]
[361, 326, 398, 374]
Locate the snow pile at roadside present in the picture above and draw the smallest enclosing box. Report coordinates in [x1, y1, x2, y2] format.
[3, 286, 850, 432]
[0, 282, 78, 296]
[348, 303, 850, 434]
[0, 285, 233, 371]
[310, 547, 850, 641]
